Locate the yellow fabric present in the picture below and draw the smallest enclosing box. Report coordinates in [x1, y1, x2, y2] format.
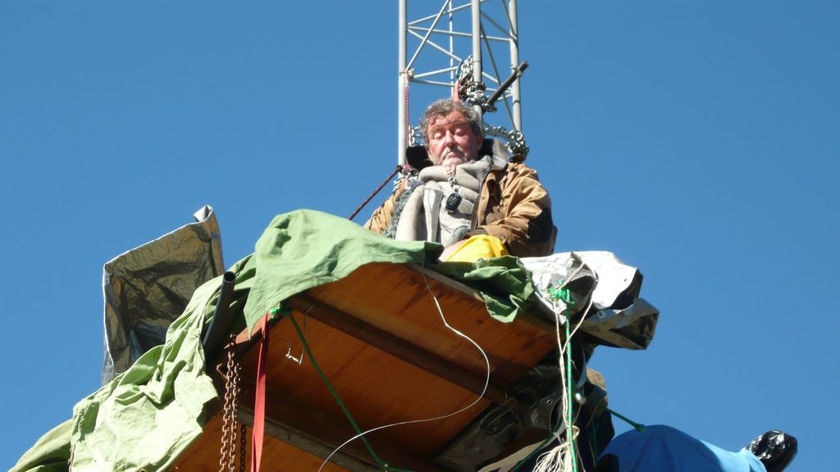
[445, 234, 509, 262]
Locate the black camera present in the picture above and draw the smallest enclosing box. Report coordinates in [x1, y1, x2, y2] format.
[445, 192, 462, 213]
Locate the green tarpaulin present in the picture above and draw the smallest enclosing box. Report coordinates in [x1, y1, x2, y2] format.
[13, 209, 534, 471]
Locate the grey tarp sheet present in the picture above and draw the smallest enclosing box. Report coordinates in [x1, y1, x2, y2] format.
[102, 204, 224, 384]
[522, 251, 659, 350]
[12, 209, 537, 471]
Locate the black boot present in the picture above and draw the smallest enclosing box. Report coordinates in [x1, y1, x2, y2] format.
[746, 430, 798, 472]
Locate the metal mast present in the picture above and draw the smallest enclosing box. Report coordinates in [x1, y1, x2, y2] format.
[397, 0, 527, 166]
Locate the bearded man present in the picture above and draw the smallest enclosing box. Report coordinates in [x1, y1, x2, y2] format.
[365, 98, 556, 260]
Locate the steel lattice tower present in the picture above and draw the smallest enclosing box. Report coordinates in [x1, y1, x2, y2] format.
[397, 0, 528, 165]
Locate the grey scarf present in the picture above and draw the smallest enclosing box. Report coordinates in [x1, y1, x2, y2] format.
[393, 156, 492, 246]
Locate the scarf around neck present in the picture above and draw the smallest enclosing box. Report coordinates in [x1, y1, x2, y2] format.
[392, 156, 492, 246]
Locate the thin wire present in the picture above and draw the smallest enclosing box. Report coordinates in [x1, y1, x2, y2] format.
[547, 294, 578, 471]
[529, 304, 576, 472]
[316, 271, 492, 472]
[283, 313, 387, 468]
[564, 310, 578, 472]
[348, 165, 404, 221]
[404, 79, 411, 146]
[607, 407, 646, 432]
[531, 260, 597, 472]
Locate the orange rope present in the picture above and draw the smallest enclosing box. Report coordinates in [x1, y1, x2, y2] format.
[404, 79, 411, 144]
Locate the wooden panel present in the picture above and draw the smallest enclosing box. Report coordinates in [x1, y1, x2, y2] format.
[174, 262, 558, 471]
[305, 263, 556, 382]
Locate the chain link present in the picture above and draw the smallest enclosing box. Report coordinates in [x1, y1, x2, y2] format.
[457, 56, 488, 109]
[240, 423, 247, 472]
[218, 340, 242, 472]
[447, 174, 459, 190]
[484, 125, 530, 161]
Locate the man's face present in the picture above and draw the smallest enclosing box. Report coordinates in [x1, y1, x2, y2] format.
[425, 110, 483, 172]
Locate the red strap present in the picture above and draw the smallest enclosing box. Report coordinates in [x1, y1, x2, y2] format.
[250, 314, 270, 472]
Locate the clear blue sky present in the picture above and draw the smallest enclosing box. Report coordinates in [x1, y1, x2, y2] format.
[2, 2, 837, 470]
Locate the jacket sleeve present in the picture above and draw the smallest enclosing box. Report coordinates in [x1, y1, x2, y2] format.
[470, 163, 557, 257]
[363, 182, 407, 234]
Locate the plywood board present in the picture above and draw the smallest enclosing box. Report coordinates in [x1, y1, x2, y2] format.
[174, 262, 558, 471]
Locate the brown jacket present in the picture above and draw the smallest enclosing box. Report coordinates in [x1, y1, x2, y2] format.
[365, 157, 556, 257]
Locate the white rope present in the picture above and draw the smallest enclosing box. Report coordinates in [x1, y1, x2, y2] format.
[530, 260, 597, 472]
[317, 271, 491, 471]
[531, 425, 579, 472]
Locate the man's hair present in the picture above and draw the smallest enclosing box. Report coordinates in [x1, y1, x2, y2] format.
[419, 99, 484, 143]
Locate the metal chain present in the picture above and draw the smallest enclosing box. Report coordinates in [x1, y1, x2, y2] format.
[240, 423, 247, 472]
[457, 56, 487, 109]
[447, 174, 459, 191]
[218, 341, 242, 472]
[484, 125, 530, 161]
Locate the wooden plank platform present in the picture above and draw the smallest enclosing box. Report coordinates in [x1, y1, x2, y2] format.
[173, 262, 558, 471]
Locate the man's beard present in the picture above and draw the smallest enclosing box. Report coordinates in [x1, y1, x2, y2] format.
[440, 147, 472, 174]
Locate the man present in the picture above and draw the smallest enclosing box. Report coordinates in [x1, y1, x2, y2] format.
[366, 99, 569, 471]
[365, 98, 557, 259]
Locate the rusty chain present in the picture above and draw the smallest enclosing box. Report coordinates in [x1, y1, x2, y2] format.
[218, 341, 242, 472]
[240, 423, 247, 472]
